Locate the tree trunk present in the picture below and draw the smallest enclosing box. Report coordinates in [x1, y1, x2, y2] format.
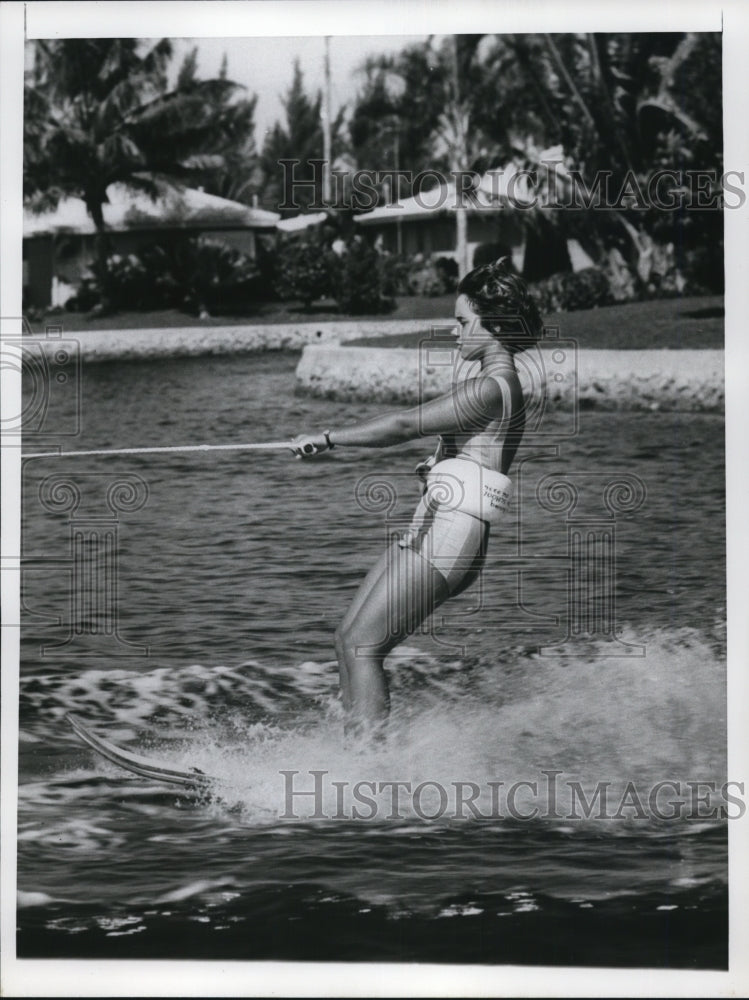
[543, 34, 596, 131]
[455, 203, 469, 279]
[450, 36, 470, 279]
[88, 199, 113, 314]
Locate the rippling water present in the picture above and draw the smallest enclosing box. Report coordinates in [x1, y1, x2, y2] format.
[18, 351, 727, 967]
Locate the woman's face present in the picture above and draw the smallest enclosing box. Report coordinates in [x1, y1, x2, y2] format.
[454, 293, 493, 360]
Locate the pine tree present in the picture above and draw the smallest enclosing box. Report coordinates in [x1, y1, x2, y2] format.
[260, 60, 345, 215]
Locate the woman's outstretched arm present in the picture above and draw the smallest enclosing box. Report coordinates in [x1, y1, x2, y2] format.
[298, 376, 505, 452]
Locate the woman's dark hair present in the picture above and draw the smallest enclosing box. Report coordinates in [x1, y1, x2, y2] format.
[457, 257, 543, 353]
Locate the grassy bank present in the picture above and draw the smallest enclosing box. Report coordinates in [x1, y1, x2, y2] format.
[348, 296, 724, 350]
[31, 294, 723, 350]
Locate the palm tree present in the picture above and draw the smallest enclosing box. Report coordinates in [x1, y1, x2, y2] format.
[171, 46, 260, 207]
[24, 39, 251, 308]
[350, 37, 492, 277]
[516, 33, 721, 280]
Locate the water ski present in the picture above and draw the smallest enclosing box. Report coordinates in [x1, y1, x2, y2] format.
[67, 714, 216, 791]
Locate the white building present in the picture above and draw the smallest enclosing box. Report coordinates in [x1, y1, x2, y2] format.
[23, 184, 280, 309]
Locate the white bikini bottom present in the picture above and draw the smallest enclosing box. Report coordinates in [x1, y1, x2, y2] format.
[398, 459, 513, 593]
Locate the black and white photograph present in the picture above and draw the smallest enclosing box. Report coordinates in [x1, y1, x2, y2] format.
[2, 1, 748, 995]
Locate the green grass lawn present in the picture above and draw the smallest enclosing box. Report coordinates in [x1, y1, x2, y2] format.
[32, 294, 723, 350]
[348, 296, 724, 350]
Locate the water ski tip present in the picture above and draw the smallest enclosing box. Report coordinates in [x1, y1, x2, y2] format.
[66, 713, 215, 791]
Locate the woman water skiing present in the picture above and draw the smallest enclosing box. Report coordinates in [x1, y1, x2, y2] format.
[294, 258, 543, 735]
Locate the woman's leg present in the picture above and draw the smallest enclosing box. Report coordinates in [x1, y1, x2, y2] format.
[335, 541, 399, 712]
[334, 546, 387, 712]
[335, 542, 450, 735]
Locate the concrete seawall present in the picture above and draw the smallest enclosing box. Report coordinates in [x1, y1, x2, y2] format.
[295, 345, 724, 412]
[54, 321, 724, 411]
[57, 320, 431, 362]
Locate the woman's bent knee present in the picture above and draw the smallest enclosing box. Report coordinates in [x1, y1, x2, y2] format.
[335, 625, 358, 659]
[336, 623, 392, 662]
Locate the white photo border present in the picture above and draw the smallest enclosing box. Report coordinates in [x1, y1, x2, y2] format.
[2, 1, 747, 996]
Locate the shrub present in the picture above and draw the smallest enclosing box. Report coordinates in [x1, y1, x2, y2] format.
[603, 248, 638, 303]
[406, 255, 458, 297]
[166, 238, 260, 315]
[434, 256, 459, 294]
[65, 272, 101, 312]
[530, 267, 612, 313]
[252, 233, 280, 301]
[680, 246, 721, 294]
[379, 252, 413, 297]
[64, 255, 158, 312]
[639, 241, 687, 299]
[334, 236, 396, 315]
[104, 253, 158, 310]
[274, 231, 338, 308]
[135, 243, 182, 307]
[64, 237, 260, 315]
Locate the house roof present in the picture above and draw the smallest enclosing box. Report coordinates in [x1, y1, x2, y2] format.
[354, 158, 566, 226]
[23, 183, 280, 237]
[276, 212, 329, 233]
[354, 181, 497, 225]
